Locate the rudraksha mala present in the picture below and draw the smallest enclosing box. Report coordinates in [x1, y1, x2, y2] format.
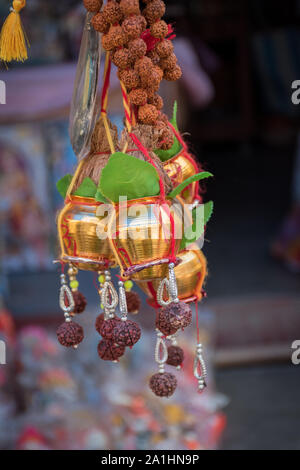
[86, 0, 182, 149]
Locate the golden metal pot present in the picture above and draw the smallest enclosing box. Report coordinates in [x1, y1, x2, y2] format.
[57, 195, 115, 271]
[108, 196, 184, 282]
[137, 244, 207, 303]
[163, 151, 198, 204]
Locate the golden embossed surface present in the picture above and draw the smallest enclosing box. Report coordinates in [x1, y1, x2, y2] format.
[137, 244, 207, 301]
[109, 197, 184, 281]
[57, 196, 115, 271]
[164, 152, 197, 204]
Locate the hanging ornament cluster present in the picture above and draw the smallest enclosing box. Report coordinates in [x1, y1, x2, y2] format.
[55, 0, 214, 398]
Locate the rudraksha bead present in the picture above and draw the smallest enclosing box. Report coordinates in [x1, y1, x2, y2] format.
[102, 1, 123, 24]
[164, 64, 182, 81]
[138, 103, 159, 125]
[150, 20, 168, 39]
[99, 317, 121, 341]
[129, 88, 147, 106]
[122, 15, 143, 40]
[166, 345, 184, 367]
[112, 48, 131, 69]
[120, 0, 140, 16]
[56, 321, 84, 348]
[155, 39, 173, 58]
[97, 339, 125, 361]
[83, 0, 103, 13]
[125, 290, 141, 314]
[128, 38, 147, 61]
[113, 319, 141, 347]
[149, 372, 177, 397]
[143, 0, 166, 25]
[72, 291, 87, 314]
[92, 12, 110, 34]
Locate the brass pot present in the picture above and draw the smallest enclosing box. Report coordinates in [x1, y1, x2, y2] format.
[137, 244, 207, 303]
[163, 151, 198, 204]
[57, 195, 115, 271]
[108, 196, 184, 281]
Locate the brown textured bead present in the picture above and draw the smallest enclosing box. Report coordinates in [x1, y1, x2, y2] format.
[148, 93, 163, 110]
[145, 86, 155, 99]
[166, 345, 184, 367]
[102, 33, 115, 51]
[125, 290, 141, 314]
[155, 310, 178, 336]
[97, 339, 125, 361]
[102, 1, 123, 24]
[149, 372, 177, 397]
[160, 52, 177, 70]
[141, 65, 162, 89]
[138, 103, 159, 125]
[72, 291, 87, 314]
[56, 321, 84, 348]
[155, 39, 173, 58]
[109, 24, 127, 48]
[164, 64, 182, 81]
[113, 319, 141, 347]
[153, 64, 164, 80]
[92, 12, 110, 34]
[157, 302, 192, 333]
[159, 126, 174, 150]
[137, 14, 147, 31]
[112, 48, 131, 69]
[147, 49, 160, 65]
[134, 56, 153, 78]
[95, 313, 105, 335]
[99, 317, 121, 341]
[143, 0, 166, 24]
[129, 88, 147, 106]
[83, 0, 103, 13]
[122, 15, 143, 40]
[119, 68, 140, 90]
[120, 0, 140, 16]
[150, 20, 168, 39]
[128, 38, 147, 61]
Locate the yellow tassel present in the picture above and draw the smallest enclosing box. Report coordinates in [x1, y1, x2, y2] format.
[0, 0, 29, 63]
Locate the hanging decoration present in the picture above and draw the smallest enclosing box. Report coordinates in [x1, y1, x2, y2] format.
[55, 0, 214, 398]
[0, 0, 29, 63]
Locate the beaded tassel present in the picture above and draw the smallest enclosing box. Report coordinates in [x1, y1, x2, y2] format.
[56, 271, 84, 349]
[100, 270, 118, 320]
[193, 343, 207, 392]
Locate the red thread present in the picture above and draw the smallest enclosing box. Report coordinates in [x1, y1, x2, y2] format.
[100, 55, 112, 114]
[195, 299, 200, 344]
[141, 25, 175, 53]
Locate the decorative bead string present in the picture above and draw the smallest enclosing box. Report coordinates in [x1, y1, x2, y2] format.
[154, 329, 168, 374]
[100, 270, 118, 319]
[59, 272, 75, 323]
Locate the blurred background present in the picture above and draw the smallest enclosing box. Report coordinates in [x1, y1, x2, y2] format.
[0, 0, 300, 450]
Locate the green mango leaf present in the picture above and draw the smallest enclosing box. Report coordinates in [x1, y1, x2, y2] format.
[99, 152, 160, 203]
[56, 174, 72, 199]
[168, 171, 213, 199]
[204, 200, 214, 226]
[154, 101, 182, 162]
[180, 201, 214, 250]
[74, 177, 97, 198]
[95, 189, 109, 203]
